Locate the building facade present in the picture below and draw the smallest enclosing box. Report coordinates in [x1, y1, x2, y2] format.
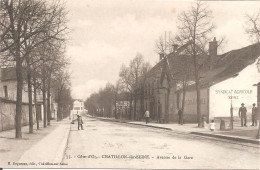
[0, 67, 57, 131]
[177, 42, 260, 123]
[137, 39, 260, 124]
[70, 99, 86, 119]
[0, 67, 36, 131]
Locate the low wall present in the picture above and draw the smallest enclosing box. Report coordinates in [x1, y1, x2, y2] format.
[0, 99, 35, 132]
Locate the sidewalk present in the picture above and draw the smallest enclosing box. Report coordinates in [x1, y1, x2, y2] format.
[0, 118, 71, 168]
[90, 115, 260, 145]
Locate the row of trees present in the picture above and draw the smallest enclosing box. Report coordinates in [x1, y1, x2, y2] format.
[85, 54, 151, 120]
[0, 0, 72, 138]
[85, 83, 119, 118]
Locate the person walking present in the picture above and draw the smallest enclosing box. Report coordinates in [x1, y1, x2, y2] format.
[238, 103, 247, 127]
[76, 115, 84, 130]
[178, 109, 182, 124]
[251, 103, 258, 126]
[144, 110, 150, 124]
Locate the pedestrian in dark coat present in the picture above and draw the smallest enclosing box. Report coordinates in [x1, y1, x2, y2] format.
[76, 115, 84, 130]
[178, 109, 182, 124]
[238, 103, 247, 127]
[251, 103, 258, 126]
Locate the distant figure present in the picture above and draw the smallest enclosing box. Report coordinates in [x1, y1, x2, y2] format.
[209, 120, 216, 132]
[251, 103, 258, 126]
[76, 115, 84, 130]
[178, 109, 182, 124]
[144, 110, 150, 124]
[238, 103, 247, 127]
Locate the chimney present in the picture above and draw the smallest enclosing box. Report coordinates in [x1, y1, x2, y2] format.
[172, 44, 178, 52]
[209, 37, 218, 69]
[159, 53, 164, 60]
[209, 37, 217, 57]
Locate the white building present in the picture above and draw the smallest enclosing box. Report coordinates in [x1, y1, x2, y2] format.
[177, 42, 260, 122]
[70, 99, 86, 119]
[209, 58, 260, 119]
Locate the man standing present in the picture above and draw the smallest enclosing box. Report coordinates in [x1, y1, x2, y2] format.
[251, 103, 258, 126]
[76, 115, 84, 130]
[178, 109, 183, 124]
[238, 103, 247, 127]
[144, 110, 150, 124]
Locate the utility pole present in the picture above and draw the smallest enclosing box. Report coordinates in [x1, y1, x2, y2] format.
[256, 82, 260, 139]
[256, 59, 260, 139]
[230, 91, 233, 130]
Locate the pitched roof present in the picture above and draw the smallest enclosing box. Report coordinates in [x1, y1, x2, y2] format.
[146, 43, 193, 78]
[143, 41, 260, 91]
[184, 42, 260, 90]
[145, 42, 203, 81]
[73, 99, 84, 102]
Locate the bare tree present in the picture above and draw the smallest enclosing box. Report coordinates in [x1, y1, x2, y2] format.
[176, 1, 215, 127]
[130, 53, 144, 120]
[32, 66, 41, 130]
[85, 93, 100, 117]
[155, 32, 175, 56]
[119, 64, 134, 119]
[119, 54, 141, 120]
[119, 54, 151, 120]
[171, 55, 194, 125]
[155, 35, 166, 55]
[245, 11, 260, 42]
[113, 80, 122, 119]
[53, 70, 71, 121]
[0, 0, 68, 138]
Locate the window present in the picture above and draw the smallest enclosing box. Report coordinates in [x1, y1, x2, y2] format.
[4, 86, 8, 98]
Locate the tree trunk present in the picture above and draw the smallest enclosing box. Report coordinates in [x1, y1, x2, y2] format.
[57, 86, 64, 121]
[181, 78, 187, 125]
[192, 48, 202, 127]
[47, 76, 51, 126]
[166, 87, 170, 123]
[33, 73, 39, 130]
[195, 75, 201, 127]
[27, 67, 33, 133]
[129, 93, 133, 120]
[134, 91, 137, 120]
[57, 94, 61, 121]
[114, 92, 117, 119]
[57, 102, 60, 121]
[15, 58, 23, 139]
[196, 86, 201, 126]
[61, 107, 64, 119]
[42, 69, 47, 128]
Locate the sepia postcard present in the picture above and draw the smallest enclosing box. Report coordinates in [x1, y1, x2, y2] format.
[0, 0, 260, 169]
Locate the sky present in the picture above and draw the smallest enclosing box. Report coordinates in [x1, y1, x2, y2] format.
[65, 0, 260, 100]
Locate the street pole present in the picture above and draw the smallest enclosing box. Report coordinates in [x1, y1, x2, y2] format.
[256, 82, 260, 139]
[230, 90, 233, 130]
[256, 59, 260, 139]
